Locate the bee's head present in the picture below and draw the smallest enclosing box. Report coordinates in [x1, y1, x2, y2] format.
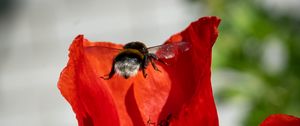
[124, 41, 148, 53]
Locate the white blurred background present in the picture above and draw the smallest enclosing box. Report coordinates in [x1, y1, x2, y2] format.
[1, 0, 299, 126]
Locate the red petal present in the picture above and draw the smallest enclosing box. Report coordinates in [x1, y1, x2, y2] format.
[58, 16, 220, 126]
[164, 16, 220, 126]
[260, 114, 300, 126]
[58, 36, 120, 126]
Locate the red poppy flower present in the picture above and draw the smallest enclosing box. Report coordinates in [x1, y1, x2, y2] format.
[58, 16, 221, 126]
[260, 114, 300, 126]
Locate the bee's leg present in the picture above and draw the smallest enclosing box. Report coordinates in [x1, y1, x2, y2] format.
[143, 54, 149, 68]
[148, 53, 168, 65]
[141, 55, 148, 78]
[149, 58, 161, 72]
[101, 63, 115, 80]
[142, 67, 147, 78]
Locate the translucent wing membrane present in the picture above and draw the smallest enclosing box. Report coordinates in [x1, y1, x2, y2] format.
[147, 41, 191, 60]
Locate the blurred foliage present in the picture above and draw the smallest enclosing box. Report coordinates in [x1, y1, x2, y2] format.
[189, 0, 300, 125]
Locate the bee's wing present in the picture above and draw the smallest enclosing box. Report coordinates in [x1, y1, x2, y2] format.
[147, 41, 191, 59]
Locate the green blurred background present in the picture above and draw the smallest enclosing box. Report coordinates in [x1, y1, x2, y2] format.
[190, 0, 300, 125]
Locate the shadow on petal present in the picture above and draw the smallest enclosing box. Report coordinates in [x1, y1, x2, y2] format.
[125, 84, 145, 126]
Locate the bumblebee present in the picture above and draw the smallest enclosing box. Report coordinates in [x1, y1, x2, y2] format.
[101, 41, 190, 80]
